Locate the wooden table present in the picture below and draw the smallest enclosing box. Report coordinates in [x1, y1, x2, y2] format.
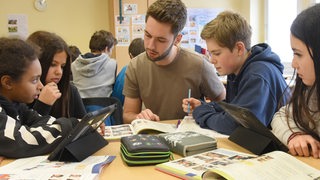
[96, 138, 320, 179]
[1, 122, 319, 179]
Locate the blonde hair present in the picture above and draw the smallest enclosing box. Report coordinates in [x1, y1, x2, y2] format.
[201, 11, 252, 51]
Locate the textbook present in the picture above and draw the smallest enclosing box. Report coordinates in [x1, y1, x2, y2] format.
[104, 117, 227, 140]
[104, 119, 176, 140]
[0, 155, 115, 180]
[158, 131, 217, 157]
[155, 148, 320, 180]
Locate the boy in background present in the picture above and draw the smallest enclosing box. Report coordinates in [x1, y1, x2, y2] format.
[71, 30, 117, 98]
[111, 38, 145, 106]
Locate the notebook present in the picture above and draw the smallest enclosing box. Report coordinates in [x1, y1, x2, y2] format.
[47, 104, 117, 161]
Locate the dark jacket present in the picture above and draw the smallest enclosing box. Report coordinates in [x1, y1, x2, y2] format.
[193, 43, 289, 135]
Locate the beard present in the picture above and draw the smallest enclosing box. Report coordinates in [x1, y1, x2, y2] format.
[146, 41, 174, 62]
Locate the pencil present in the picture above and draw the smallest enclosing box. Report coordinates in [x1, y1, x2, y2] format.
[187, 88, 191, 114]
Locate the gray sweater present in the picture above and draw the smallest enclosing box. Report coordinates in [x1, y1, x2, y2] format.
[71, 53, 117, 98]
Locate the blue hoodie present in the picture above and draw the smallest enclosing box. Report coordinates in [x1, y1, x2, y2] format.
[193, 43, 289, 135]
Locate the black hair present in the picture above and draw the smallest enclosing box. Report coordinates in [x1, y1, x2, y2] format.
[0, 37, 37, 81]
[128, 38, 145, 58]
[288, 3, 320, 140]
[27, 31, 71, 118]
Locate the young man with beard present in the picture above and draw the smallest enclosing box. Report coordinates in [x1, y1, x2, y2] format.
[123, 0, 226, 123]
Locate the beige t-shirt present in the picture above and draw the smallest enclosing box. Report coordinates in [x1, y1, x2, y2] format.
[124, 48, 225, 120]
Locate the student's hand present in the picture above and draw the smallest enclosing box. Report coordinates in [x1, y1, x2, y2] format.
[136, 109, 160, 121]
[99, 123, 105, 136]
[38, 82, 62, 105]
[182, 98, 201, 115]
[288, 134, 320, 158]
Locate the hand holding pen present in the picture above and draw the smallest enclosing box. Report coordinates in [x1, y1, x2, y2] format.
[181, 89, 201, 115]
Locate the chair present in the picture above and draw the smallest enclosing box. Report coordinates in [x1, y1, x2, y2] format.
[82, 97, 123, 125]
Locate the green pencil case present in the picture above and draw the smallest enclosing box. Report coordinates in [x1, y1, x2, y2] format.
[120, 134, 172, 166]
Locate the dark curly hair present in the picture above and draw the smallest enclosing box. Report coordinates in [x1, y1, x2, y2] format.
[0, 37, 37, 81]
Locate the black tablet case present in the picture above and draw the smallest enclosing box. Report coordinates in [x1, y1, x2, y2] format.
[48, 104, 116, 162]
[49, 129, 108, 162]
[217, 101, 288, 155]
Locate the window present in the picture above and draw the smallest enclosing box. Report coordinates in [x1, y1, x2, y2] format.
[266, 0, 297, 76]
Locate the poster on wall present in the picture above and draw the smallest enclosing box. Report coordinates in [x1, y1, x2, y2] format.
[131, 14, 145, 40]
[123, 3, 138, 15]
[181, 8, 222, 49]
[115, 26, 130, 46]
[115, 15, 130, 25]
[132, 14, 145, 24]
[7, 14, 28, 39]
[132, 24, 145, 39]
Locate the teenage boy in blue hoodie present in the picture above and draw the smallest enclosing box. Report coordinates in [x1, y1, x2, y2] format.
[182, 11, 289, 135]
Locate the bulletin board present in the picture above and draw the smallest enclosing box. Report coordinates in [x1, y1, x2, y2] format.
[110, 0, 152, 74]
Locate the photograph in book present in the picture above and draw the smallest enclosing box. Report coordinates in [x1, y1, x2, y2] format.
[155, 148, 255, 180]
[156, 148, 320, 180]
[0, 155, 115, 180]
[104, 119, 176, 140]
[202, 151, 320, 180]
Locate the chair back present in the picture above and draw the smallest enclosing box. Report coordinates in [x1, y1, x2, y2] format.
[82, 97, 123, 125]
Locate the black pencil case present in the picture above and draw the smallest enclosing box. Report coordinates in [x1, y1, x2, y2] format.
[120, 134, 172, 166]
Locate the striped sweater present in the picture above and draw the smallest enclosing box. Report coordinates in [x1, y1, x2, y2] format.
[0, 96, 78, 158]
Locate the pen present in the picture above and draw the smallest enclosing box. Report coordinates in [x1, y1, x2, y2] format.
[176, 119, 181, 128]
[187, 88, 191, 114]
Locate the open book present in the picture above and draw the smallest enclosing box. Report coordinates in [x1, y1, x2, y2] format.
[104, 117, 227, 140]
[0, 155, 115, 180]
[104, 119, 176, 140]
[155, 148, 320, 180]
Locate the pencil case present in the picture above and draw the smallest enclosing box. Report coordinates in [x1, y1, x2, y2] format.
[120, 134, 172, 166]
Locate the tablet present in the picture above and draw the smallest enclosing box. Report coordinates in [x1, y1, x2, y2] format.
[48, 104, 116, 161]
[217, 101, 288, 152]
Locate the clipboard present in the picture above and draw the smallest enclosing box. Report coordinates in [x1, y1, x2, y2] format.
[47, 104, 117, 162]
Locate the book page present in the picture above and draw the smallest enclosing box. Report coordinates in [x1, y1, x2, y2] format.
[203, 151, 320, 180]
[104, 124, 135, 140]
[0, 155, 114, 180]
[155, 148, 255, 180]
[176, 116, 229, 138]
[131, 119, 176, 134]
